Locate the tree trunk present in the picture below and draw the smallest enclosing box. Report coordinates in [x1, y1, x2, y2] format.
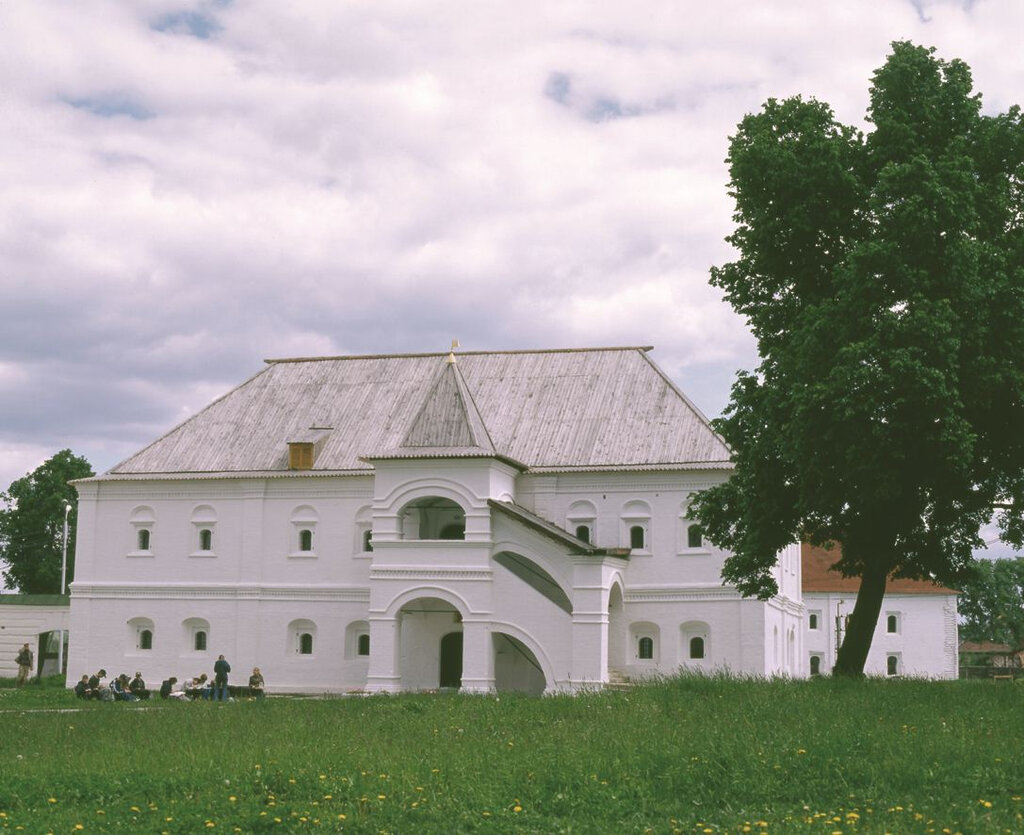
[832, 558, 889, 677]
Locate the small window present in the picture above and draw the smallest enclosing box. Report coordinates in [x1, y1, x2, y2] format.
[139, 629, 153, 651]
[630, 525, 645, 550]
[194, 630, 208, 652]
[686, 524, 703, 549]
[887, 655, 899, 676]
[810, 655, 821, 676]
[299, 529, 313, 552]
[137, 528, 151, 551]
[689, 636, 705, 660]
[575, 525, 591, 544]
[357, 634, 370, 656]
[808, 612, 819, 630]
[886, 614, 899, 634]
[199, 528, 213, 551]
[299, 633, 314, 655]
[638, 636, 654, 660]
[362, 529, 373, 552]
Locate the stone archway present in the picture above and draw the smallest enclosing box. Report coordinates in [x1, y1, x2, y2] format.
[397, 596, 463, 691]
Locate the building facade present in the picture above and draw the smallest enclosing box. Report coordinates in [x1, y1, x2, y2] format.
[67, 347, 808, 693]
[802, 544, 959, 679]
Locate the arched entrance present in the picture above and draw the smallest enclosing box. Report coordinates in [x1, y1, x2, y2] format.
[397, 596, 463, 691]
[607, 582, 625, 677]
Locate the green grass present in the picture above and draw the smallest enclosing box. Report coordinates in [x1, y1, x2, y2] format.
[1, 675, 1022, 833]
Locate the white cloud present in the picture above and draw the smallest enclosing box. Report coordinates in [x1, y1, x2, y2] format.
[0, 0, 1021, 492]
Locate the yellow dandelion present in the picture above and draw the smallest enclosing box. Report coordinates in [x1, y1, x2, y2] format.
[378, 794, 386, 800]
[206, 822, 216, 828]
[229, 796, 236, 802]
[74, 826, 84, 831]
[513, 805, 523, 813]
[48, 798, 57, 805]
[323, 794, 333, 800]
[338, 814, 346, 820]
[130, 806, 139, 812]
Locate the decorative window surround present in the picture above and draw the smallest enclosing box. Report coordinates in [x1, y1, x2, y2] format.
[289, 505, 319, 559]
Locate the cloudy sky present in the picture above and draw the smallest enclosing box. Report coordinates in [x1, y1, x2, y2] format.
[1, 1, 1021, 550]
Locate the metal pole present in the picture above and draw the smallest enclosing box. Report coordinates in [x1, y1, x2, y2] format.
[57, 503, 71, 680]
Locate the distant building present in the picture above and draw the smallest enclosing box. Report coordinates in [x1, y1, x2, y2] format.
[0, 595, 69, 679]
[802, 543, 959, 678]
[67, 347, 805, 693]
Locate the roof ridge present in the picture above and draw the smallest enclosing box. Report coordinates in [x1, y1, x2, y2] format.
[264, 346, 655, 364]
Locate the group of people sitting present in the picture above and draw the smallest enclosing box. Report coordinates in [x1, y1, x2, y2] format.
[158, 666, 265, 701]
[73, 669, 149, 701]
[72, 665, 266, 701]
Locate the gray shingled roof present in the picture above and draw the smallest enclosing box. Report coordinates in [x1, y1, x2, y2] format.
[102, 347, 731, 477]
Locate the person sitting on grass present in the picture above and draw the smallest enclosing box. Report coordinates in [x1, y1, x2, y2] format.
[88, 668, 106, 699]
[74, 674, 91, 699]
[160, 676, 188, 700]
[248, 667, 265, 699]
[129, 671, 148, 700]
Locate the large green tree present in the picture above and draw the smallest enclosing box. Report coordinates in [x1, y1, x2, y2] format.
[692, 42, 1024, 676]
[0, 450, 93, 594]
[958, 558, 1024, 648]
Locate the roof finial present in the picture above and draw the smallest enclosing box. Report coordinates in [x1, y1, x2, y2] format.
[447, 339, 460, 364]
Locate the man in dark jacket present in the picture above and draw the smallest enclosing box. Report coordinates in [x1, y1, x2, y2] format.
[213, 655, 231, 701]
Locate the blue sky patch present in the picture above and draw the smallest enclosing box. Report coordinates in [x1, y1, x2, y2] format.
[64, 95, 154, 120]
[152, 10, 222, 39]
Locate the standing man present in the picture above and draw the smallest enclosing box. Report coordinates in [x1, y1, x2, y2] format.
[213, 654, 231, 701]
[15, 642, 33, 686]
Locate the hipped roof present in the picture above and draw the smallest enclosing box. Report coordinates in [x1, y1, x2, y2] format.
[100, 347, 731, 478]
[801, 543, 958, 595]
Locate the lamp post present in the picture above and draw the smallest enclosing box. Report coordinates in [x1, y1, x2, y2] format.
[57, 503, 71, 679]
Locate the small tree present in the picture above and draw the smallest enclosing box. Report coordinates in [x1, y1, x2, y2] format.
[0, 450, 94, 594]
[692, 42, 1024, 676]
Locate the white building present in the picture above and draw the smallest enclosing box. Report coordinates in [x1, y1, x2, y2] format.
[802, 543, 959, 678]
[67, 347, 808, 693]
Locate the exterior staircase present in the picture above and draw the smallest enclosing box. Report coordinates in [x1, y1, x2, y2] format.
[605, 668, 633, 691]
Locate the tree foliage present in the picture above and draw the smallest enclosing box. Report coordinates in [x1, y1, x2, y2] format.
[957, 558, 1024, 649]
[0, 450, 94, 594]
[692, 42, 1024, 675]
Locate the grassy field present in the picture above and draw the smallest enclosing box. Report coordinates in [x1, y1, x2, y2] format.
[0, 675, 1021, 833]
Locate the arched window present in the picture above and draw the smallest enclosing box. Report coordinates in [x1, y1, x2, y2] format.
[290, 619, 317, 656]
[630, 525, 646, 549]
[621, 500, 651, 552]
[357, 634, 370, 656]
[363, 529, 373, 552]
[680, 621, 710, 665]
[689, 636, 705, 660]
[810, 655, 821, 676]
[887, 655, 899, 676]
[886, 613, 899, 634]
[631, 622, 659, 663]
[129, 506, 155, 556]
[191, 505, 217, 556]
[290, 506, 319, 557]
[679, 496, 706, 552]
[808, 612, 819, 630]
[398, 497, 466, 540]
[686, 524, 703, 549]
[184, 618, 211, 653]
[567, 501, 597, 546]
[127, 617, 155, 653]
